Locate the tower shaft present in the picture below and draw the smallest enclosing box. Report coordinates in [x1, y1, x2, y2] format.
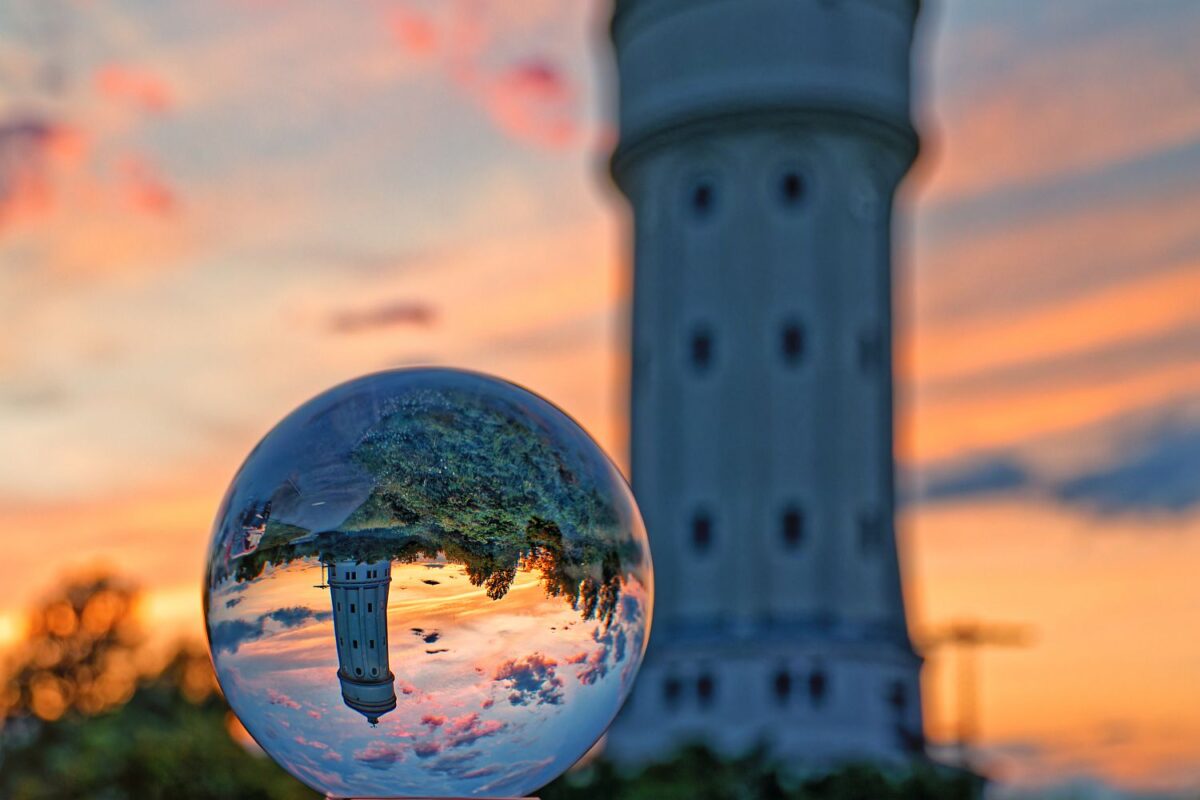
[606, 0, 923, 763]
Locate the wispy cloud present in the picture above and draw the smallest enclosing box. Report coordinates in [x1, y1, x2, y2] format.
[94, 64, 175, 113]
[328, 300, 436, 334]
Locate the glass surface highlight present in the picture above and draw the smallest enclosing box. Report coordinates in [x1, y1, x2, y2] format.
[203, 369, 652, 798]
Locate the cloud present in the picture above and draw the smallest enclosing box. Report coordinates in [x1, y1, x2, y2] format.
[493, 652, 563, 706]
[0, 115, 87, 232]
[382, 3, 583, 149]
[353, 740, 406, 770]
[1054, 423, 1200, 515]
[476, 59, 580, 149]
[443, 712, 504, 748]
[387, 8, 439, 57]
[909, 457, 1032, 505]
[910, 418, 1200, 515]
[209, 606, 330, 653]
[95, 65, 174, 113]
[328, 300, 436, 333]
[266, 688, 301, 711]
[118, 156, 178, 216]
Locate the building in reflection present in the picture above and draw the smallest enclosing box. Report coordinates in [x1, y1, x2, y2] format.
[326, 560, 396, 725]
[605, 0, 924, 765]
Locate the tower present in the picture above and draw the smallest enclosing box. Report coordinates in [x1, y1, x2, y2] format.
[605, 0, 924, 763]
[327, 560, 396, 725]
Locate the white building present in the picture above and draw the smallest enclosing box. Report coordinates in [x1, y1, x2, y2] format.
[327, 560, 396, 725]
[604, 0, 925, 763]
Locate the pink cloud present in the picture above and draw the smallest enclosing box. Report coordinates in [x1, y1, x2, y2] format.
[480, 59, 580, 149]
[95, 65, 174, 113]
[307, 709, 321, 719]
[388, 8, 439, 57]
[0, 117, 87, 232]
[383, 2, 581, 150]
[421, 713, 447, 728]
[118, 156, 177, 216]
[266, 688, 301, 710]
[493, 652, 564, 706]
[354, 740, 407, 769]
[328, 300, 435, 333]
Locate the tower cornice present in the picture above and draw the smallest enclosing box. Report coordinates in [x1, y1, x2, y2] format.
[609, 0, 920, 189]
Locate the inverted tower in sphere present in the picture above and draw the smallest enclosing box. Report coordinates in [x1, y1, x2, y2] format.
[605, 0, 924, 763]
[327, 560, 396, 726]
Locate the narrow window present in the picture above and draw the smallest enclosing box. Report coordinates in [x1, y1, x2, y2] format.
[350, 604, 356, 613]
[782, 506, 804, 549]
[858, 328, 883, 371]
[780, 171, 805, 207]
[369, 639, 375, 649]
[690, 179, 715, 219]
[781, 321, 805, 365]
[663, 676, 682, 708]
[371, 667, 378, 676]
[697, 673, 716, 707]
[355, 667, 362, 676]
[774, 670, 792, 703]
[367, 603, 373, 612]
[809, 669, 828, 707]
[336, 602, 341, 612]
[691, 510, 713, 553]
[859, 511, 883, 554]
[352, 639, 359, 649]
[690, 327, 714, 372]
[888, 680, 907, 713]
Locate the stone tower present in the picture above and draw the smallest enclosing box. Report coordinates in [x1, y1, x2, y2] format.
[604, 0, 924, 763]
[327, 560, 396, 725]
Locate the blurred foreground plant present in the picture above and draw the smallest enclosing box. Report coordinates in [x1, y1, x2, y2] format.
[0, 572, 977, 799]
[0, 571, 316, 800]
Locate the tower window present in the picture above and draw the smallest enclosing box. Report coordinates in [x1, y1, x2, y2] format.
[690, 327, 714, 372]
[773, 669, 792, 703]
[367, 603, 373, 612]
[337, 602, 341, 612]
[781, 321, 806, 365]
[371, 667, 378, 676]
[859, 511, 884, 554]
[690, 179, 715, 219]
[350, 604, 356, 613]
[782, 506, 804, 549]
[697, 673, 716, 707]
[858, 328, 883, 371]
[369, 639, 375, 649]
[663, 676, 682, 708]
[691, 511, 713, 553]
[888, 680, 907, 713]
[808, 669, 828, 707]
[355, 667, 362, 676]
[352, 639, 359, 649]
[780, 171, 805, 207]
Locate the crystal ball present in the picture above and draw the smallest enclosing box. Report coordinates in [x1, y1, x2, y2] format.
[203, 369, 652, 798]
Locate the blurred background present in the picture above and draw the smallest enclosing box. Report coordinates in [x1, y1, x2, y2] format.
[1, 1, 1199, 797]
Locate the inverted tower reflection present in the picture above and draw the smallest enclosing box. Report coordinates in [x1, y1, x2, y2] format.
[322, 560, 396, 725]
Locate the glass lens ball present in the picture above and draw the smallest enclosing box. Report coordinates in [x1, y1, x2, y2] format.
[203, 369, 653, 798]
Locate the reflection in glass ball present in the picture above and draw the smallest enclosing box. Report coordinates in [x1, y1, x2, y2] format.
[203, 369, 652, 798]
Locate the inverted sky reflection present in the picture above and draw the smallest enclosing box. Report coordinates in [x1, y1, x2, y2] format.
[209, 557, 647, 798]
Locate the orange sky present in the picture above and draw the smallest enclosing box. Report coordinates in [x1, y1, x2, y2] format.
[2, 1, 1200, 795]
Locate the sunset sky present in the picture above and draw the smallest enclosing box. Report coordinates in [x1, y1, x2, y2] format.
[2, 1, 1200, 795]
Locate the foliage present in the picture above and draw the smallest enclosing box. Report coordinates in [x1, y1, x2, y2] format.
[541, 744, 981, 800]
[2, 574, 977, 800]
[0, 574, 316, 800]
[218, 387, 636, 626]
